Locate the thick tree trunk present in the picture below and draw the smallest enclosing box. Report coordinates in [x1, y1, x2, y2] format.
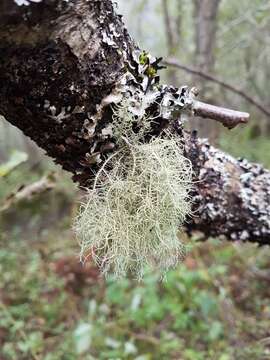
[0, 0, 269, 245]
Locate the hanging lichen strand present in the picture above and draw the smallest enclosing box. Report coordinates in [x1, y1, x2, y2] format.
[74, 87, 193, 279]
[74, 49, 194, 279]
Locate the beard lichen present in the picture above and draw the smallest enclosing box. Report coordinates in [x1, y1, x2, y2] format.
[74, 98, 193, 279]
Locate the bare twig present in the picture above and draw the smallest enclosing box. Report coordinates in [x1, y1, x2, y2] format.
[1, 173, 56, 211]
[163, 58, 270, 118]
[191, 100, 249, 129]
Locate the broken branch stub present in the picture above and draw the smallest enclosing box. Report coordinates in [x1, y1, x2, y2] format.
[192, 100, 249, 129]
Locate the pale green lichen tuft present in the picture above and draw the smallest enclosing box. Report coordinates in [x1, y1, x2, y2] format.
[74, 130, 193, 279]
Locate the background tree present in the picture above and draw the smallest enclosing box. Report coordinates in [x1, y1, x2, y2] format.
[191, 0, 221, 142]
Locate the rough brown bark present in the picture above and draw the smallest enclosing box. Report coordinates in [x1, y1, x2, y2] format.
[0, 0, 136, 185]
[0, 0, 269, 245]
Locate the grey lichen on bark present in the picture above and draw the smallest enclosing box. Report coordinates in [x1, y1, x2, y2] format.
[0, 0, 270, 245]
[185, 136, 270, 245]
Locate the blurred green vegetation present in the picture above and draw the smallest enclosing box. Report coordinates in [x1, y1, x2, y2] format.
[219, 126, 270, 168]
[0, 130, 270, 359]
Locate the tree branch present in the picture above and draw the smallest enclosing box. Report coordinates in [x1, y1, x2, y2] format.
[1, 173, 56, 212]
[185, 135, 270, 245]
[0, 0, 269, 245]
[163, 58, 270, 118]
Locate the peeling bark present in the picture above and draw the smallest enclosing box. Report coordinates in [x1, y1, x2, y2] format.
[0, 0, 269, 245]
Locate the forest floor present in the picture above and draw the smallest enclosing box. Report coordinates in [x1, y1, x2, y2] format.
[0, 128, 270, 360]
